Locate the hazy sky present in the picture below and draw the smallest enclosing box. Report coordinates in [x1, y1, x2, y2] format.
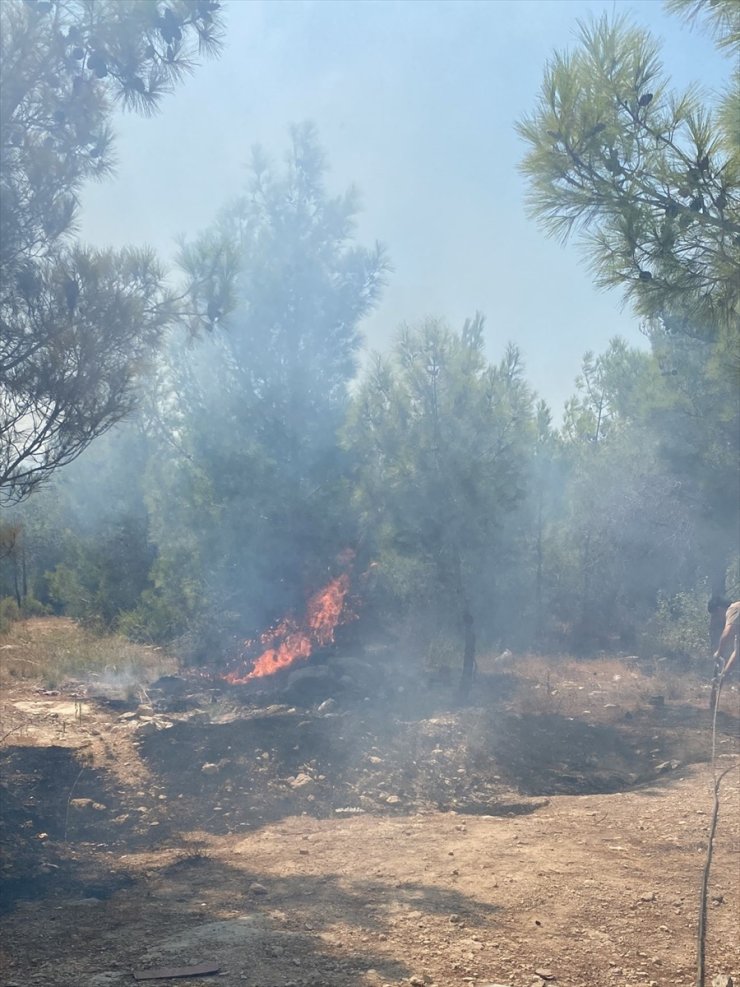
[78, 0, 730, 412]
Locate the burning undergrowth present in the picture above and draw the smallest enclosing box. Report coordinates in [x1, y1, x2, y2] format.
[222, 558, 357, 685]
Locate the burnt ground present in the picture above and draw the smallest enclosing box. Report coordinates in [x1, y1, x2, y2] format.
[0, 641, 739, 987]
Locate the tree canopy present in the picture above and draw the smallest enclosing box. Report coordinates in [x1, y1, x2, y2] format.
[0, 0, 224, 503]
[140, 126, 389, 656]
[517, 10, 740, 352]
[347, 316, 534, 695]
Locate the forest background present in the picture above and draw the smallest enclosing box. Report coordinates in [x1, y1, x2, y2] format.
[1, 0, 738, 694]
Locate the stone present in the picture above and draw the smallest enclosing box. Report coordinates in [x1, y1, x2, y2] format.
[69, 798, 95, 810]
[201, 762, 220, 775]
[289, 772, 315, 790]
[136, 719, 171, 737]
[655, 760, 680, 773]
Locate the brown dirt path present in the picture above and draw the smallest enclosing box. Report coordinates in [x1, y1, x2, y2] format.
[1, 629, 739, 987]
[1, 764, 738, 987]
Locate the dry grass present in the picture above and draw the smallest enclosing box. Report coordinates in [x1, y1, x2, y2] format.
[0, 616, 177, 691]
[478, 651, 705, 718]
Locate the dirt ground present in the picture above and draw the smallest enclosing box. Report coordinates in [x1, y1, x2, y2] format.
[1, 625, 739, 987]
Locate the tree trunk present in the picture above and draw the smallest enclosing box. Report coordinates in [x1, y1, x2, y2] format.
[709, 557, 727, 601]
[535, 490, 543, 648]
[13, 552, 21, 609]
[21, 537, 28, 601]
[458, 608, 476, 703]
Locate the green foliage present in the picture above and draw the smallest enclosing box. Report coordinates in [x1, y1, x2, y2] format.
[347, 316, 535, 667]
[646, 328, 740, 582]
[1, 245, 176, 501]
[542, 327, 737, 653]
[641, 586, 712, 659]
[0, 0, 225, 503]
[562, 337, 658, 444]
[117, 589, 184, 644]
[3, 422, 158, 631]
[518, 5, 739, 650]
[46, 562, 88, 618]
[517, 12, 740, 346]
[665, 0, 740, 54]
[145, 127, 388, 658]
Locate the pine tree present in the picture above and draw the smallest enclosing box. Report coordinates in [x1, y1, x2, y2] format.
[0, 0, 224, 502]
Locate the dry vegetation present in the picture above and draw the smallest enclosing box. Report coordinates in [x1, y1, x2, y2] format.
[492, 653, 698, 718]
[0, 616, 176, 692]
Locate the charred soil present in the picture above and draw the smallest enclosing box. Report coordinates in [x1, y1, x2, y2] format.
[0, 627, 739, 987]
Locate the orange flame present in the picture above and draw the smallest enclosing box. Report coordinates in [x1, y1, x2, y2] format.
[225, 572, 353, 684]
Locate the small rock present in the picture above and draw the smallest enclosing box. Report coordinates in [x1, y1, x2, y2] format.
[289, 772, 315, 790]
[655, 759, 680, 773]
[640, 891, 657, 902]
[535, 971, 555, 981]
[69, 798, 95, 810]
[386, 795, 401, 805]
[136, 719, 171, 737]
[249, 882, 268, 895]
[201, 763, 220, 775]
[317, 698, 336, 714]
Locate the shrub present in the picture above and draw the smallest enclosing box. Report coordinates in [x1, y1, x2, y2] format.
[0, 596, 21, 634]
[117, 589, 185, 645]
[639, 587, 710, 661]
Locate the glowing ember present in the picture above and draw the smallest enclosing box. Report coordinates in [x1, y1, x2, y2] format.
[225, 572, 353, 683]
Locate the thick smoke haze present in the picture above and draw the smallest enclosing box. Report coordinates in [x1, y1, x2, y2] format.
[77, 0, 729, 412]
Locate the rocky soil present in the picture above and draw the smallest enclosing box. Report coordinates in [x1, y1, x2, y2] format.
[1, 636, 738, 987]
